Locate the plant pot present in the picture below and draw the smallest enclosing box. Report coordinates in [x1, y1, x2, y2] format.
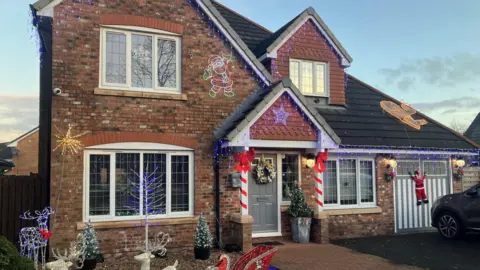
[81, 258, 98, 270]
[290, 217, 312, 244]
[194, 247, 211, 260]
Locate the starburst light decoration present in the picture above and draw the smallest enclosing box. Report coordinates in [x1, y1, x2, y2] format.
[273, 104, 290, 126]
[53, 124, 87, 155]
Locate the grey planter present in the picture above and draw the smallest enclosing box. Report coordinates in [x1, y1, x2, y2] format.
[290, 218, 312, 243]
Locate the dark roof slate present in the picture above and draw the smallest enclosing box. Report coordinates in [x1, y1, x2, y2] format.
[0, 143, 12, 161]
[211, 1, 272, 52]
[465, 113, 480, 145]
[312, 77, 478, 150]
[252, 15, 300, 57]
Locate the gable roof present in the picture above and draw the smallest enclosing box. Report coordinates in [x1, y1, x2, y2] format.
[252, 7, 352, 67]
[312, 76, 478, 150]
[465, 113, 480, 145]
[214, 78, 341, 145]
[7, 127, 39, 148]
[211, 1, 272, 51]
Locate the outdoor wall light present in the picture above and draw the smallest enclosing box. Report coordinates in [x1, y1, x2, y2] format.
[385, 158, 397, 169]
[455, 159, 465, 168]
[304, 153, 316, 168]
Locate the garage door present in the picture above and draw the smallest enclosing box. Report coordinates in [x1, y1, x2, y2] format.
[394, 159, 451, 233]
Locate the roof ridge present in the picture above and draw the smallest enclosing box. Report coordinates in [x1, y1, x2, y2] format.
[211, 0, 272, 34]
[347, 74, 480, 149]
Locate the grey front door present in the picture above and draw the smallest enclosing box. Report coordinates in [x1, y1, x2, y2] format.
[249, 154, 278, 233]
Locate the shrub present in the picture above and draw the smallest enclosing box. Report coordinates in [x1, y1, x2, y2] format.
[286, 182, 313, 218]
[0, 236, 34, 270]
[194, 213, 212, 249]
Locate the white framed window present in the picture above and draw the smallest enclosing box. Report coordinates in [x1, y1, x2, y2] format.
[281, 154, 301, 202]
[289, 59, 328, 97]
[324, 158, 376, 208]
[84, 149, 193, 222]
[100, 27, 181, 93]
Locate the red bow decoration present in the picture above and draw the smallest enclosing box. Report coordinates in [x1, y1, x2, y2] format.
[40, 229, 52, 240]
[314, 150, 328, 173]
[234, 148, 256, 173]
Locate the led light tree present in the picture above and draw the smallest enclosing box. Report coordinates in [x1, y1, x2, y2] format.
[126, 165, 172, 270]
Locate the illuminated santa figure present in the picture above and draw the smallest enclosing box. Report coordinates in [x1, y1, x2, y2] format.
[203, 53, 235, 98]
[409, 169, 429, 206]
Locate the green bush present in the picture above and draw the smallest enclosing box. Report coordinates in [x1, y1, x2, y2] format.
[286, 182, 313, 218]
[0, 236, 34, 270]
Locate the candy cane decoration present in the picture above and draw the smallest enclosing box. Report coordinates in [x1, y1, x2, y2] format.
[234, 148, 256, 216]
[240, 171, 248, 215]
[314, 150, 328, 213]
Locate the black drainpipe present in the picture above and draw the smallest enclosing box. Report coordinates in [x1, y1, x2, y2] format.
[30, 5, 53, 209]
[214, 142, 221, 249]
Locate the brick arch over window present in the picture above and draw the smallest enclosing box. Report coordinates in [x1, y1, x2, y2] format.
[82, 132, 197, 149]
[100, 14, 183, 34]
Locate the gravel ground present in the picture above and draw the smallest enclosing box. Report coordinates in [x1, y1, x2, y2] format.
[97, 249, 240, 270]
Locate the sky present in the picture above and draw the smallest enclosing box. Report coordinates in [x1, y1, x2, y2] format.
[0, 0, 479, 142]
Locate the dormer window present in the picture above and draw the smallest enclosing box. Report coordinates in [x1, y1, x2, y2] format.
[289, 59, 328, 97]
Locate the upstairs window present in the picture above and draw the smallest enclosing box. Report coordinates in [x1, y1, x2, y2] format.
[100, 28, 181, 93]
[289, 59, 328, 97]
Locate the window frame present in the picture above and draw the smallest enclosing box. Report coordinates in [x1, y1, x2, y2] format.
[83, 149, 194, 222]
[324, 157, 377, 209]
[289, 58, 329, 97]
[99, 27, 182, 94]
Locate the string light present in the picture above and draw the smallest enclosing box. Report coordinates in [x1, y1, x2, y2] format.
[53, 124, 88, 156]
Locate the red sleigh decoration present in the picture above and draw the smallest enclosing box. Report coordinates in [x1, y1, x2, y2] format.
[210, 245, 278, 270]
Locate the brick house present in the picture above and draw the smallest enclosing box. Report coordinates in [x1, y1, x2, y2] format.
[31, 0, 479, 255]
[6, 127, 39, 175]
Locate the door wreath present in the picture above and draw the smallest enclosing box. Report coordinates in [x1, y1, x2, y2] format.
[254, 155, 277, 184]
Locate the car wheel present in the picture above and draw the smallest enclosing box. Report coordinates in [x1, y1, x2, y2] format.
[437, 212, 463, 239]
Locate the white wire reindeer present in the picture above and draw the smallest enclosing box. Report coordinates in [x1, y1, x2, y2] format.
[47, 234, 87, 270]
[19, 207, 55, 269]
[127, 165, 173, 270]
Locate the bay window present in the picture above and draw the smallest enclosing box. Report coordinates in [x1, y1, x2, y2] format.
[324, 158, 376, 208]
[100, 28, 181, 93]
[85, 150, 193, 221]
[289, 59, 328, 96]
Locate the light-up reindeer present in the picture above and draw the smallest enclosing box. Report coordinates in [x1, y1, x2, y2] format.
[47, 234, 87, 270]
[19, 207, 55, 269]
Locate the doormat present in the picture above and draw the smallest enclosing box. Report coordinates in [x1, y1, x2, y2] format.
[253, 241, 284, 247]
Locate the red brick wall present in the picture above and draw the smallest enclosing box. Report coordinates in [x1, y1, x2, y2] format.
[250, 93, 317, 141]
[7, 131, 38, 175]
[271, 20, 346, 105]
[49, 0, 260, 255]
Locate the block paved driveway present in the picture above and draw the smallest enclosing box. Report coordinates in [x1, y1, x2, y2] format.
[331, 232, 480, 270]
[270, 243, 420, 270]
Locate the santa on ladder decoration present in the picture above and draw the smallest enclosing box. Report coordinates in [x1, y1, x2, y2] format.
[409, 169, 429, 206]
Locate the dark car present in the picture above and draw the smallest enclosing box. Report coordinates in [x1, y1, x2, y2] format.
[431, 184, 480, 239]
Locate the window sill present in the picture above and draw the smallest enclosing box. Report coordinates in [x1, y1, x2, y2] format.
[94, 88, 187, 101]
[76, 216, 198, 230]
[323, 207, 382, 216]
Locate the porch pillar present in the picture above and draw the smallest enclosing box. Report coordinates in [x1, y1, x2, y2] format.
[240, 171, 248, 215]
[314, 149, 325, 213]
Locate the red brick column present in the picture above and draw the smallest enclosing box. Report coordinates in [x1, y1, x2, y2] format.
[230, 213, 254, 252]
[311, 212, 329, 244]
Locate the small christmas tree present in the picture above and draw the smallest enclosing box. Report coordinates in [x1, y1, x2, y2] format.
[81, 222, 100, 260]
[194, 214, 212, 249]
[286, 182, 313, 218]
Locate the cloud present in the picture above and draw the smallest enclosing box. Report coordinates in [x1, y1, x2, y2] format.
[378, 52, 480, 91]
[412, 96, 480, 128]
[0, 95, 39, 142]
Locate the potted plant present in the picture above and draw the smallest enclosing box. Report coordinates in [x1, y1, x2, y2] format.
[286, 182, 314, 243]
[194, 213, 212, 260]
[80, 222, 102, 270]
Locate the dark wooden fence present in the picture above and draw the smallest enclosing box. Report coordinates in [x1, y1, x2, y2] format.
[0, 174, 49, 248]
